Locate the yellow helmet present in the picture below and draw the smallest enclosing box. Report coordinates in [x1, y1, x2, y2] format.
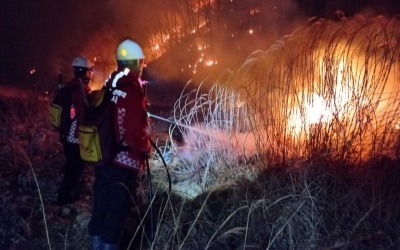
[116, 39, 144, 61]
[116, 39, 145, 76]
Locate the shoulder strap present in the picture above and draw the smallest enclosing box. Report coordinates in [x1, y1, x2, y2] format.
[78, 78, 90, 107]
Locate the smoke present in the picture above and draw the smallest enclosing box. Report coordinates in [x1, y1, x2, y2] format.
[1, 0, 398, 90]
[0, 1, 302, 86]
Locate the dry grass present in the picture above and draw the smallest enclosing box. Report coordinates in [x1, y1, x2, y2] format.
[145, 13, 400, 249]
[229, 14, 400, 165]
[0, 93, 90, 250]
[155, 14, 400, 195]
[2, 13, 400, 250]
[144, 158, 400, 249]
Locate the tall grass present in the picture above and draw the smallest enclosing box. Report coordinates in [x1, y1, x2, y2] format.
[134, 15, 400, 250]
[159, 14, 400, 196]
[230, 14, 400, 165]
[0, 91, 89, 249]
[3, 13, 400, 250]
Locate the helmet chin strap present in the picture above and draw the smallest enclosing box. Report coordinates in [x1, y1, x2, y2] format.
[82, 77, 90, 84]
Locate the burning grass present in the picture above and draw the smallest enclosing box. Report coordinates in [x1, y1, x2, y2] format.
[140, 14, 400, 249]
[2, 13, 400, 250]
[153, 14, 400, 198]
[230, 14, 400, 165]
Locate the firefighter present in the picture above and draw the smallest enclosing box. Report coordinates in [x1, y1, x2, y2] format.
[88, 39, 151, 250]
[53, 56, 93, 205]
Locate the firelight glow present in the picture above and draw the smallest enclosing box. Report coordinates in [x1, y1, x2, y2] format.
[205, 59, 216, 66]
[287, 53, 372, 136]
[288, 92, 332, 134]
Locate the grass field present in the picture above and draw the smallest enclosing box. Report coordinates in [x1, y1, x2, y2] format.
[1, 13, 400, 250]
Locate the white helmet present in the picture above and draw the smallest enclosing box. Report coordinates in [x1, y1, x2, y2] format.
[116, 39, 144, 61]
[72, 56, 93, 69]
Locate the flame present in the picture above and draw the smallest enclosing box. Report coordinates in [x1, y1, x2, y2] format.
[205, 59, 215, 66]
[287, 53, 373, 136]
[288, 93, 332, 134]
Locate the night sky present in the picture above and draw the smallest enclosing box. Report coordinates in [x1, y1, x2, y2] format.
[1, 0, 399, 89]
[0, 1, 126, 86]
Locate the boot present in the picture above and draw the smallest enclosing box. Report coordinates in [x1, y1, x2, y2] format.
[89, 235, 103, 250]
[102, 242, 119, 250]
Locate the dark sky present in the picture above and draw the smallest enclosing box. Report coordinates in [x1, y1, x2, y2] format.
[1, 0, 399, 89]
[0, 2, 85, 84]
[0, 1, 141, 87]
[296, 0, 400, 17]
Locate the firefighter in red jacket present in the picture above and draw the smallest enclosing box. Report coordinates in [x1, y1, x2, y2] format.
[54, 56, 93, 205]
[88, 39, 151, 250]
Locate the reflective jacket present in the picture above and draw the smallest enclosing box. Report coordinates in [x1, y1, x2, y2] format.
[55, 77, 88, 144]
[105, 68, 150, 171]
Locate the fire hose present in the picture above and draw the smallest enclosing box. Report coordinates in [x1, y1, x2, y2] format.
[145, 111, 205, 241]
[146, 132, 172, 242]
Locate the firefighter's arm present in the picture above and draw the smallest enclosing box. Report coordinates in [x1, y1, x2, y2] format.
[124, 85, 151, 159]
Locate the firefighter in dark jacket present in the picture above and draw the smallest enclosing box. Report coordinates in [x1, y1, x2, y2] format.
[55, 56, 93, 205]
[88, 39, 151, 250]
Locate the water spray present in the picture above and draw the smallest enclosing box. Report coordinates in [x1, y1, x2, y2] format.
[147, 112, 209, 135]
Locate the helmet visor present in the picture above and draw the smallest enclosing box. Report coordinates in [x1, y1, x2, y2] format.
[118, 58, 145, 70]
